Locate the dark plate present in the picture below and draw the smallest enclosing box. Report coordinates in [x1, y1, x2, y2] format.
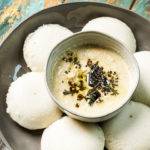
[0, 2, 150, 150]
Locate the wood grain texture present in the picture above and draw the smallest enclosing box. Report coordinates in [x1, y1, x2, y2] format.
[0, 0, 147, 44]
[65, 0, 134, 9]
[131, 0, 150, 19]
[0, 0, 45, 43]
[44, 0, 63, 8]
[0, 0, 67, 43]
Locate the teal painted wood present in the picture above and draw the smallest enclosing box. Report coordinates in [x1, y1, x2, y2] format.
[108, 0, 133, 8]
[0, 0, 45, 42]
[0, 0, 135, 43]
[132, 0, 150, 19]
[66, 0, 134, 9]
[17, 0, 45, 23]
[0, 0, 13, 37]
[0, 0, 13, 11]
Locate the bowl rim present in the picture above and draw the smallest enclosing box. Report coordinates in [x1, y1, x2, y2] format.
[1, 1, 150, 48]
[45, 31, 140, 120]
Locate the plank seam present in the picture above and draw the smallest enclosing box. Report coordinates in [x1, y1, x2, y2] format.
[129, 0, 137, 10]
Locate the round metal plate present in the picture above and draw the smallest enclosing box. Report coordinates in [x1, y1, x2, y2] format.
[0, 2, 150, 150]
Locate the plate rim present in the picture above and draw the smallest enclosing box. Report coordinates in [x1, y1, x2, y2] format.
[1, 1, 150, 48]
[0, 2, 149, 149]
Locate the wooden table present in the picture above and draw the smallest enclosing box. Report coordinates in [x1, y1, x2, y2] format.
[0, 0, 150, 149]
[0, 0, 150, 44]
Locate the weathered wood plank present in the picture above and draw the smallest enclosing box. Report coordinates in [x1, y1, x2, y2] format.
[0, 0, 149, 45]
[131, 0, 150, 19]
[65, 0, 134, 9]
[0, 0, 44, 43]
[44, 0, 63, 8]
[0, 0, 65, 43]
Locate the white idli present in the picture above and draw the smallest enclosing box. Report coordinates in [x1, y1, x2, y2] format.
[133, 51, 150, 106]
[41, 116, 105, 150]
[6, 72, 62, 130]
[102, 101, 150, 150]
[23, 24, 73, 72]
[82, 17, 136, 53]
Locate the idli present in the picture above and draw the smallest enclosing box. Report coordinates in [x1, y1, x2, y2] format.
[82, 17, 136, 53]
[6, 72, 62, 130]
[23, 24, 73, 72]
[102, 101, 150, 150]
[133, 51, 150, 106]
[41, 116, 105, 150]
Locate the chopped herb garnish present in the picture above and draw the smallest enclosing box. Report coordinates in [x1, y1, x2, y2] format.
[77, 94, 84, 100]
[68, 57, 73, 62]
[87, 59, 93, 66]
[62, 51, 119, 107]
[86, 62, 119, 100]
[111, 89, 119, 95]
[129, 115, 133, 118]
[85, 89, 101, 105]
[63, 90, 70, 95]
[75, 103, 80, 108]
[62, 52, 82, 69]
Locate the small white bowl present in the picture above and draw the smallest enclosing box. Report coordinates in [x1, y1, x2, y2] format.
[45, 31, 139, 122]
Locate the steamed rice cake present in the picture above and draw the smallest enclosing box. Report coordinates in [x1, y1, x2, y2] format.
[23, 24, 73, 72]
[133, 51, 150, 106]
[6, 72, 62, 130]
[82, 17, 136, 53]
[41, 116, 105, 150]
[102, 101, 150, 150]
